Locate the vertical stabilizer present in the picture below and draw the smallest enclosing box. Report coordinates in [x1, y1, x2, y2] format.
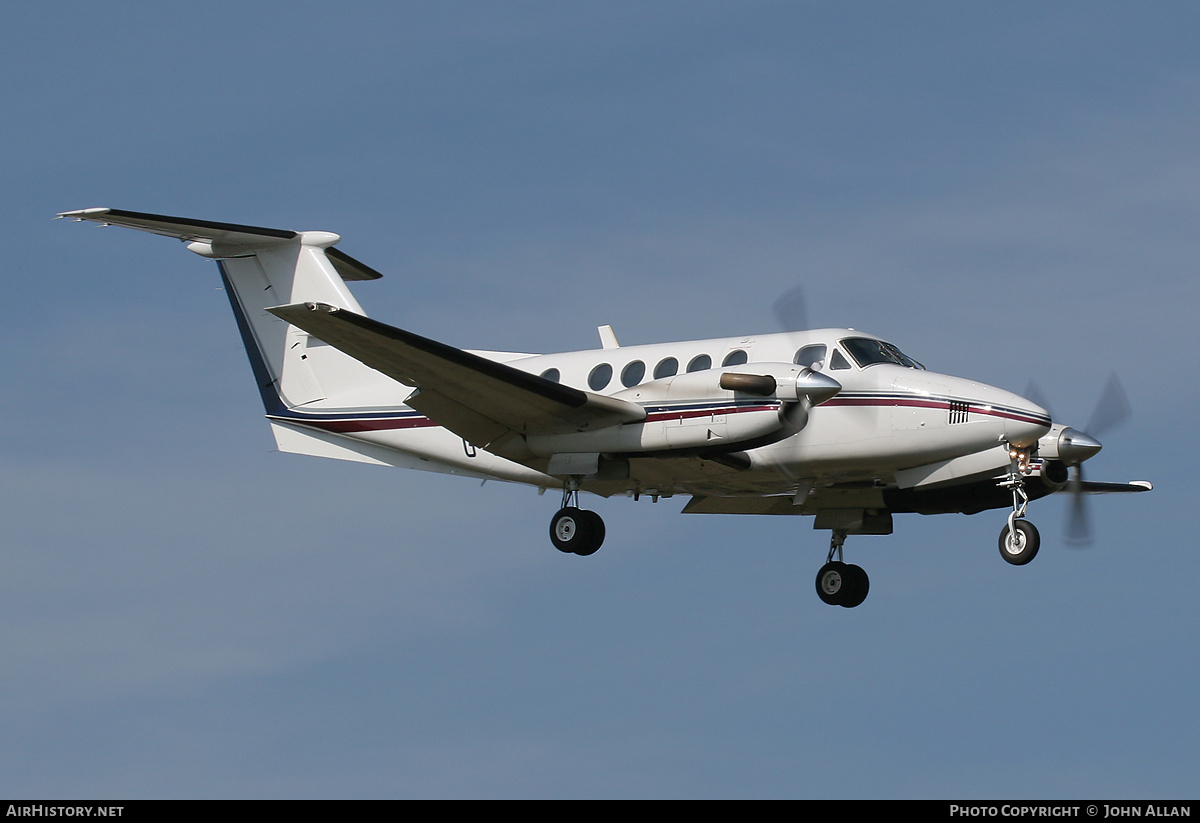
[210, 233, 367, 408]
[57, 208, 397, 414]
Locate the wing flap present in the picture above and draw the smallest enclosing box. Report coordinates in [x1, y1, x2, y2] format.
[682, 496, 805, 515]
[266, 302, 646, 449]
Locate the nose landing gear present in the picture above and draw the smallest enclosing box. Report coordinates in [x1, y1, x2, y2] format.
[998, 445, 1041, 566]
[815, 529, 869, 608]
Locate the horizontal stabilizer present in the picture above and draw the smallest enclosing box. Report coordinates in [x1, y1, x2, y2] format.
[57, 207, 297, 244]
[56, 208, 382, 280]
[267, 302, 646, 450]
[269, 419, 489, 477]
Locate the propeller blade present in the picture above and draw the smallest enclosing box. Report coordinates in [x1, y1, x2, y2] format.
[772, 285, 809, 332]
[1087, 372, 1132, 436]
[1065, 465, 1093, 546]
[1023, 380, 1055, 419]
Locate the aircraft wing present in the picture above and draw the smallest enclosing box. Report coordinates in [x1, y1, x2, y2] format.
[1073, 480, 1153, 494]
[267, 302, 646, 453]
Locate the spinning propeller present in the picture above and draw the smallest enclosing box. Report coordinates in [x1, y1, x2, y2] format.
[1029, 374, 1133, 546]
[1065, 374, 1132, 545]
[772, 285, 809, 333]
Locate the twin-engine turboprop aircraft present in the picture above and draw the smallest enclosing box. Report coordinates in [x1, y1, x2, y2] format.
[59, 208, 1152, 608]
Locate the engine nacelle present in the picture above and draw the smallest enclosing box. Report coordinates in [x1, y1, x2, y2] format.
[526, 363, 839, 457]
[715, 364, 842, 405]
[527, 398, 787, 456]
[607, 362, 839, 406]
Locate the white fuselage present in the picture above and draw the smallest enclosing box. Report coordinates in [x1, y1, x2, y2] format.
[271, 327, 1051, 502]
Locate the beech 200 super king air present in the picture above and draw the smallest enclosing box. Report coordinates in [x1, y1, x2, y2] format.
[58, 208, 1152, 608]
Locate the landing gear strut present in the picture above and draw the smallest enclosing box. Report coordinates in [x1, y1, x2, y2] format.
[549, 479, 605, 556]
[815, 529, 869, 608]
[997, 446, 1041, 566]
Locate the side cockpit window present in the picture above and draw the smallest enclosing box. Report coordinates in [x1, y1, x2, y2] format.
[829, 348, 852, 370]
[793, 344, 827, 370]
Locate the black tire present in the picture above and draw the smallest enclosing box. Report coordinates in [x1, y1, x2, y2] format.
[573, 510, 605, 556]
[550, 507, 586, 553]
[998, 519, 1040, 565]
[549, 507, 605, 555]
[840, 564, 869, 608]
[815, 562, 848, 605]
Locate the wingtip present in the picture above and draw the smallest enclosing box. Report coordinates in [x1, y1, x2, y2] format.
[56, 207, 111, 219]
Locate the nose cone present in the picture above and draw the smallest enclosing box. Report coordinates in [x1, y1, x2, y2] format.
[1058, 427, 1102, 464]
[977, 386, 1052, 448]
[891, 371, 1052, 446]
[1002, 404, 1053, 447]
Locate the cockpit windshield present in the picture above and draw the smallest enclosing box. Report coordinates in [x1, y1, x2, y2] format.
[841, 337, 925, 370]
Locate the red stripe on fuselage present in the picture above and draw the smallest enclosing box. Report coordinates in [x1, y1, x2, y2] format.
[824, 395, 1048, 426]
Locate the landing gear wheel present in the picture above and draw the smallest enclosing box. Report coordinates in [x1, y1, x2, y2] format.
[815, 562, 846, 605]
[573, 510, 605, 556]
[998, 519, 1040, 565]
[815, 561, 867, 607]
[549, 507, 605, 556]
[840, 564, 869, 608]
[550, 507, 584, 553]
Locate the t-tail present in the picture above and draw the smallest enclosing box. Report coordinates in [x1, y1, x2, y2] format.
[56, 208, 412, 450]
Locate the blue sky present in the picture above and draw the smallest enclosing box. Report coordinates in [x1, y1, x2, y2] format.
[3, 1, 1197, 798]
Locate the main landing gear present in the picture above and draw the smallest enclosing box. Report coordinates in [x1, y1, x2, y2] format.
[997, 446, 1041, 566]
[815, 529, 869, 608]
[549, 480, 605, 556]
